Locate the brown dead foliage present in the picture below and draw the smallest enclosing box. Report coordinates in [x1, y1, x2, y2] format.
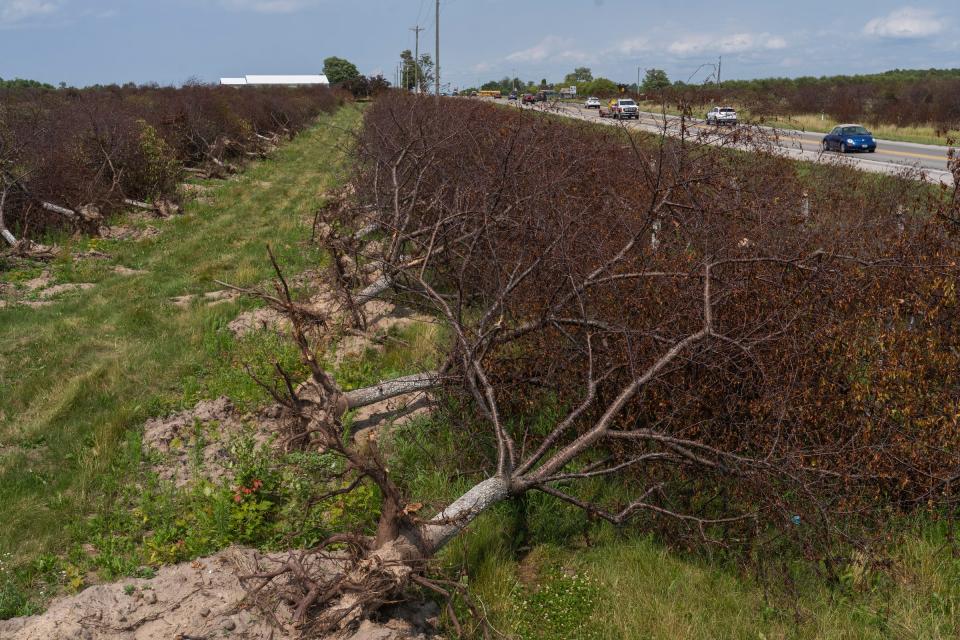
[0, 84, 342, 242]
[352, 93, 960, 536]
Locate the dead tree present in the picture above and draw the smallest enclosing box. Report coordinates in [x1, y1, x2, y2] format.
[0, 178, 14, 246]
[240, 94, 960, 636]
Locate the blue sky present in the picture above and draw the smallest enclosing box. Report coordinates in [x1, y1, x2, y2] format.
[1, 1, 958, 88]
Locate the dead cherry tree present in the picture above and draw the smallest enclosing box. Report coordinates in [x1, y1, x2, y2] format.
[240, 94, 960, 635]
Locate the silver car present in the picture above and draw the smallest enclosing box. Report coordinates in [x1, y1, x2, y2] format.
[585, 97, 601, 109]
[706, 106, 738, 126]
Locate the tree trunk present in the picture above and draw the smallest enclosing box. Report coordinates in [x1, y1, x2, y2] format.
[353, 274, 393, 306]
[316, 475, 511, 631]
[418, 475, 510, 554]
[124, 198, 155, 210]
[0, 188, 16, 246]
[344, 372, 438, 410]
[353, 223, 380, 240]
[42, 201, 78, 220]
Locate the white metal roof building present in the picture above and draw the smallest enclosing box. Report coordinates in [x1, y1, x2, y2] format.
[219, 75, 330, 87]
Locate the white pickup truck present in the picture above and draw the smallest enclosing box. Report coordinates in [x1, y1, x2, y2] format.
[705, 106, 738, 126]
[599, 98, 640, 120]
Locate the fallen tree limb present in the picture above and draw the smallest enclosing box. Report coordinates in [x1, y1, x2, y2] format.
[353, 274, 393, 306]
[42, 201, 78, 220]
[124, 198, 155, 210]
[0, 187, 14, 246]
[353, 223, 380, 240]
[344, 372, 439, 410]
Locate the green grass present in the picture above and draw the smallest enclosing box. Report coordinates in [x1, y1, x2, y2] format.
[453, 524, 960, 640]
[380, 409, 960, 639]
[0, 105, 362, 613]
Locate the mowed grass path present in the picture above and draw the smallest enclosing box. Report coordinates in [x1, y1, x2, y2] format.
[0, 106, 360, 561]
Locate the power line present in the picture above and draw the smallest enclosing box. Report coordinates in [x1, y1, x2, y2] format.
[410, 24, 424, 93]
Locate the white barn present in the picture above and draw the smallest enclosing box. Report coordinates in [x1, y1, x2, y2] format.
[219, 75, 330, 87]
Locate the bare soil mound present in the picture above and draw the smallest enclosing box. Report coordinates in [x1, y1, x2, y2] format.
[350, 392, 435, 434]
[36, 283, 95, 299]
[100, 226, 161, 242]
[142, 397, 289, 488]
[226, 305, 288, 337]
[0, 547, 440, 640]
[0, 270, 95, 307]
[170, 289, 240, 309]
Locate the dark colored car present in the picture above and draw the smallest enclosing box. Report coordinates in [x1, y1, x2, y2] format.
[521, 93, 535, 104]
[822, 125, 876, 153]
[508, 92, 518, 100]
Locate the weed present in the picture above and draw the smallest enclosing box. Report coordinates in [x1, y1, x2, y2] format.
[511, 566, 601, 640]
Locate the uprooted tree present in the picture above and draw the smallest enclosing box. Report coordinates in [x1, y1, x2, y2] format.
[238, 93, 960, 635]
[0, 83, 340, 245]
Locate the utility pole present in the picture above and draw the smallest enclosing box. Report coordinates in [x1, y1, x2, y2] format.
[717, 56, 722, 85]
[410, 25, 424, 93]
[435, 0, 440, 104]
[637, 66, 641, 94]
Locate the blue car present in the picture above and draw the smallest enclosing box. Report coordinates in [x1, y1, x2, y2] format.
[822, 124, 876, 153]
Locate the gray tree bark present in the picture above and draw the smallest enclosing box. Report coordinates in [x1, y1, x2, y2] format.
[42, 201, 77, 220]
[419, 475, 510, 553]
[353, 274, 393, 307]
[344, 372, 438, 410]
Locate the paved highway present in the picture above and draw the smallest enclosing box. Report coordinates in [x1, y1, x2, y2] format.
[505, 99, 956, 186]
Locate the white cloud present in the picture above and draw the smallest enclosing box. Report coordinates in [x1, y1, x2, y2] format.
[762, 35, 787, 50]
[668, 32, 788, 57]
[863, 7, 943, 39]
[611, 37, 650, 56]
[667, 35, 711, 56]
[505, 36, 588, 64]
[218, 0, 320, 12]
[0, 0, 59, 23]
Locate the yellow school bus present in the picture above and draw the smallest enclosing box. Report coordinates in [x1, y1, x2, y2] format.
[478, 90, 502, 99]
